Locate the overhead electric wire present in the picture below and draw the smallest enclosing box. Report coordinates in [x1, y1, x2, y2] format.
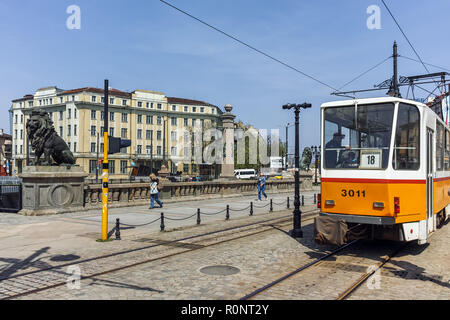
[335, 56, 392, 92]
[380, 0, 430, 74]
[399, 55, 450, 73]
[159, 0, 338, 92]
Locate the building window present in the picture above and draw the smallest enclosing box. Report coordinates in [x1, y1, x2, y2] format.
[89, 160, 97, 174]
[184, 118, 188, 126]
[157, 131, 162, 140]
[110, 97, 114, 105]
[92, 96, 97, 103]
[171, 117, 177, 126]
[101, 111, 105, 120]
[193, 107, 197, 112]
[171, 131, 177, 141]
[91, 143, 96, 153]
[101, 143, 104, 151]
[109, 127, 114, 136]
[14, 115, 17, 124]
[146, 145, 152, 155]
[122, 100, 127, 106]
[192, 119, 196, 126]
[157, 146, 162, 155]
[74, 125, 77, 136]
[59, 126, 63, 137]
[72, 95, 75, 101]
[146, 102, 150, 108]
[100, 126, 104, 134]
[146, 130, 153, 140]
[121, 128, 128, 138]
[120, 161, 128, 174]
[157, 116, 162, 125]
[138, 101, 142, 107]
[74, 108, 77, 119]
[200, 107, 204, 113]
[109, 160, 115, 174]
[183, 164, 189, 173]
[68, 142, 71, 150]
[146, 115, 153, 124]
[21, 115, 24, 123]
[157, 103, 162, 110]
[91, 126, 96, 136]
[172, 105, 177, 111]
[137, 114, 142, 123]
[121, 113, 128, 122]
[101, 97, 105, 103]
[68, 109, 71, 119]
[67, 125, 71, 136]
[59, 111, 63, 120]
[137, 145, 142, 154]
[91, 110, 96, 119]
[171, 147, 177, 156]
[137, 129, 142, 139]
[184, 106, 188, 112]
[14, 130, 17, 139]
[74, 142, 77, 152]
[28, 101, 33, 107]
[110, 112, 115, 121]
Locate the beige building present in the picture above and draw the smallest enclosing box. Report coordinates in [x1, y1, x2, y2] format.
[10, 86, 222, 178]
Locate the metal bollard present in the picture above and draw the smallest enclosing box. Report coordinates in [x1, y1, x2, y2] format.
[115, 218, 121, 240]
[250, 202, 253, 216]
[287, 197, 290, 209]
[160, 212, 165, 232]
[270, 199, 273, 212]
[314, 194, 317, 204]
[302, 195, 304, 206]
[197, 208, 201, 225]
[226, 205, 230, 220]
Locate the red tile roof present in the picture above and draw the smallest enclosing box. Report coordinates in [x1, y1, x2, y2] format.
[167, 97, 212, 106]
[59, 87, 131, 98]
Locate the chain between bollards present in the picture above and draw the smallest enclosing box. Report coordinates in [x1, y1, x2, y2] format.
[115, 218, 121, 240]
[226, 205, 230, 220]
[250, 202, 253, 216]
[197, 208, 201, 225]
[160, 212, 165, 232]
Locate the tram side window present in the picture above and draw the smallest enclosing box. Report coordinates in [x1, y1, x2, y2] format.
[436, 122, 444, 171]
[446, 130, 450, 171]
[393, 104, 420, 170]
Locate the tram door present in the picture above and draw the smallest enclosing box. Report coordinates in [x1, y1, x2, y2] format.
[426, 129, 434, 234]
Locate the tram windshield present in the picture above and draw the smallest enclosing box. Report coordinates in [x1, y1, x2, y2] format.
[323, 103, 395, 169]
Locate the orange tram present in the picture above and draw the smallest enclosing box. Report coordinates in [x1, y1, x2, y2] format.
[317, 97, 449, 245]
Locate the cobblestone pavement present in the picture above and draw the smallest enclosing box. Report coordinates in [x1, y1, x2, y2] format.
[0, 187, 448, 300]
[4, 210, 448, 300]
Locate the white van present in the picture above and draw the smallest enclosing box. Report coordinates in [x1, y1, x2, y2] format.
[234, 169, 257, 180]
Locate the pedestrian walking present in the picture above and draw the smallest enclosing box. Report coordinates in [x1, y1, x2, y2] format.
[149, 173, 163, 209]
[257, 172, 268, 201]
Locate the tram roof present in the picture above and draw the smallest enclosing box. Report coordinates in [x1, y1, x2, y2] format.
[321, 97, 427, 109]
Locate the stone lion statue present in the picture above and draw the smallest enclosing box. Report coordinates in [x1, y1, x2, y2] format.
[299, 147, 312, 171]
[26, 110, 75, 165]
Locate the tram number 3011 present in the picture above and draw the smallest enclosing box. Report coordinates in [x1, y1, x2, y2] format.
[341, 189, 366, 198]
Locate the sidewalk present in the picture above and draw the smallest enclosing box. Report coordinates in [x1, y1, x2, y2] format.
[0, 191, 319, 276]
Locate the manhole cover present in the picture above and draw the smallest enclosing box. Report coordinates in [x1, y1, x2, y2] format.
[200, 265, 240, 276]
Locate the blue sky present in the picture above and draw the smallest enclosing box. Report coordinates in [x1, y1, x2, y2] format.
[1, 0, 450, 154]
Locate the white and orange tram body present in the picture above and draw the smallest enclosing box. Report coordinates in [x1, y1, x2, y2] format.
[319, 97, 449, 244]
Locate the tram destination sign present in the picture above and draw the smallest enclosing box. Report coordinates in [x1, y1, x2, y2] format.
[359, 149, 382, 169]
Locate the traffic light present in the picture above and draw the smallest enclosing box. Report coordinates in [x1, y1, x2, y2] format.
[108, 136, 131, 154]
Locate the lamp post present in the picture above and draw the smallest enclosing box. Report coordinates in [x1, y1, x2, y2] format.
[282, 103, 311, 238]
[285, 123, 289, 170]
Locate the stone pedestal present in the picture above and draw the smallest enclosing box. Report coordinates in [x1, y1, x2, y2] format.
[18, 166, 88, 216]
[157, 164, 171, 200]
[220, 104, 237, 180]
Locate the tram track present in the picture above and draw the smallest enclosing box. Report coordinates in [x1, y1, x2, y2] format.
[239, 238, 410, 300]
[0, 208, 319, 300]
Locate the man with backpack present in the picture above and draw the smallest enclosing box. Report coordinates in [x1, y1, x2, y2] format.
[149, 173, 163, 209]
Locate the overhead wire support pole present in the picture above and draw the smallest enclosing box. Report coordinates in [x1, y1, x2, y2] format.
[101, 79, 110, 241]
